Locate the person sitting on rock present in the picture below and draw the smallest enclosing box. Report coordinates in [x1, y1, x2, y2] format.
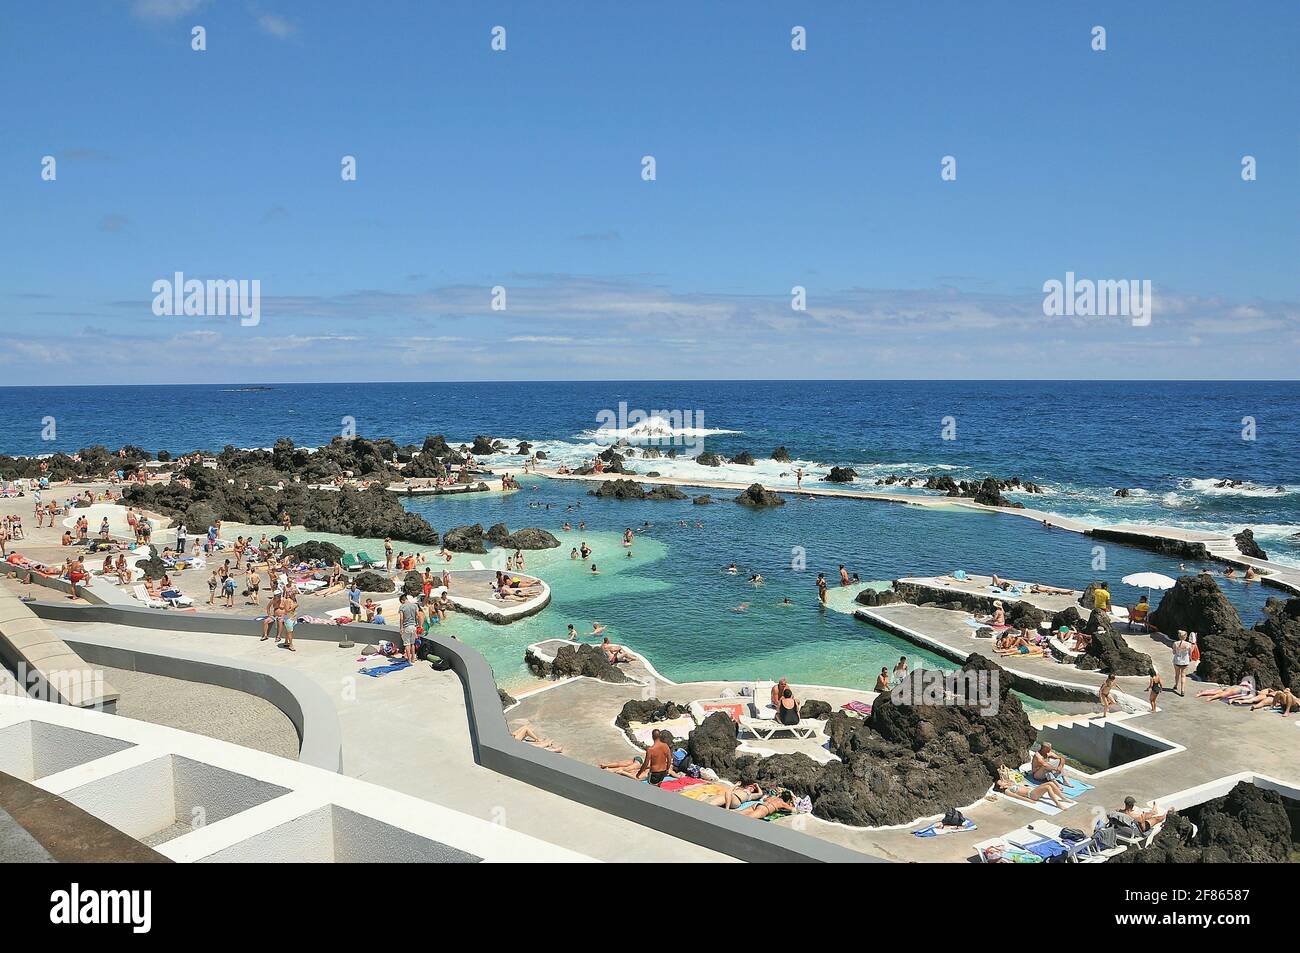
[601, 636, 633, 664]
[979, 600, 1006, 626]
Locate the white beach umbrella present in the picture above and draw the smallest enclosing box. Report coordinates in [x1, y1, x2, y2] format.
[1120, 572, 1176, 590]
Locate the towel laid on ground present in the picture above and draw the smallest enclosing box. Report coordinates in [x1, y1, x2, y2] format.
[658, 777, 706, 793]
[913, 819, 977, 837]
[841, 700, 873, 716]
[993, 791, 1075, 816]
[359, 659, 411, 677]
[630, 716, 695, 748]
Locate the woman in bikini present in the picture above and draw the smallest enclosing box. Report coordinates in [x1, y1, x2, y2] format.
[994, 774, 1070, 811]
[703, 783, 764, 810]
[738, 790, 798, 820]
[1198, 677, 1256, 701]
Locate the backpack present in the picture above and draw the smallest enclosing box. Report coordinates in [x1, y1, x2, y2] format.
[1092, 825, 1119, 851]
[942, 808, 966, 828]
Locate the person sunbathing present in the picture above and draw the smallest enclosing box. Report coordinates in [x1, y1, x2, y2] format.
[1029, 583, 1074, 595]
[1029, 743, 1066, 783]
[601, 636, 634, 663]
[1120, 796, 1166, 832]
[1198, 678, 1255, 701]
[995, 633, 1041, 655]
[994, 775, 1069, 811]
[511, 723, 562, 752]
[702, 782, 764, 810]
[599, 756, 647, 778]
[979, 601, 1006, 626]
[737, 791, 797, 819]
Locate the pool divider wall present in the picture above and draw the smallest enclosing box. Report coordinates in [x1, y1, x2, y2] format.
[22, 599, 879, 864]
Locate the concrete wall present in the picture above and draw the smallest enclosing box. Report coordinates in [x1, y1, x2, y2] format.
[22, 599, 877, 862]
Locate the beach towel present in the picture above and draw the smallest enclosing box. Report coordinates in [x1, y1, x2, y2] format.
[980, 843, 1043, 863]
[1016, 834, 1068, 860]
[678, 783, 732, 802]
[1016, 773, 1094, 800]
[964, 618, 1009, 629]
[913, 819, 977, 837]
[630, 716, 695, 748]
[359, 659, 411, 677]
[658, 777, 706, 793]
[700, 702, 744, 722]
[841, 700, 873, 716]
[993, 791, 1075, 816]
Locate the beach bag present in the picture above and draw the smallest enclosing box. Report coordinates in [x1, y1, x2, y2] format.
[1190, 643, 1200, 661]
[426, 654, 452, 672]
[943, 808, 966, 828]
[1059, 827, 1087, 843]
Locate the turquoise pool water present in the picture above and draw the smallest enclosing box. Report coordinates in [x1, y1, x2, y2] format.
[245, 474, 1278, 697]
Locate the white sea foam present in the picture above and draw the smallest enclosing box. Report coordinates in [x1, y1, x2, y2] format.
[1182, 478, 1298, 498]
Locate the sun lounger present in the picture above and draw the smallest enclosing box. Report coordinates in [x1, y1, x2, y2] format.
[1023, 821, 1108, 862]
[341, 552, 365, 571]
[1047, 635, 1084, 662]
[974, 830, 1043, 863]
[470, 560, 487, 571]
[355, 551, 381, 568]
[131, 584, 167, 610]
[739, 715, 820, 741]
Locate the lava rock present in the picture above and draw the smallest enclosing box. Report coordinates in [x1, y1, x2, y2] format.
[771, 446, 792, 462]
[589, 479, 647, 500]
[285, 540, 345, 565]
[353, 570, 396, 593]
[1112, 782, 1292, 864]
[800, 699, 832, 720]
[693, 495, 714, 505]
[823, 466, 857, 483]
[442, 524, 487, 554]
[696, 452, 723, 467]
[645, 485, 687, 501]
[687, 711, 740, 777]
[734, 483, 785, 507]
[1234, 529, 1268, 560]
[731, 451, 756, 466]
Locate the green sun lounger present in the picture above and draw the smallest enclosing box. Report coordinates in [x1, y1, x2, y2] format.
[356, 551, 380, 568]
[342, 552, 364, 571]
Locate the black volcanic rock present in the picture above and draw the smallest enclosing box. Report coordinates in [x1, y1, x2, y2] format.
[731, 451, 756, 466]
[285, 540, 344, 565]
[645, 485, 687, 501]
[855, 587, 901, 608]
[589, 479, 646, 500]
[692, 494, 714, 505]
[696, 452, 723, 467]
[504, 527, 561, 549]
[529, 643, 629, 683]
[799, 699, 832, 720]
[1151, 575, 1285, 688]
[735, 483, 785, 507]
[470, 436, 496, 455]
[806, 655, 1035, 827]
[123, 466, 438, 545]
[442, 524, 487, 554]
[687, 711, 740, 777]
[1074, 619, 1154, 676]
[1234, 529, 1268, 560]
[353, 570, 396, 593]
[823, 466, 857, 484]
[771, 446, 792, 462]
[486, 523, 511, 546]
[1113, 782, 1292, 864]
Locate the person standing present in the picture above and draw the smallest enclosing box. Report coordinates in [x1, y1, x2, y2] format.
[816, 572, 827, 605]
[176, 522, 188, 554]
[384, 537, 394, 571]
[1171, 631, 1193, 696]
[1099, 672, 1119, 717]
[397, 594, 420, 663]
[347, 580, 362, 621]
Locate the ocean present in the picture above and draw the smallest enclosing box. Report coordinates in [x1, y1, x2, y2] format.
[1, 380, 1295, 692]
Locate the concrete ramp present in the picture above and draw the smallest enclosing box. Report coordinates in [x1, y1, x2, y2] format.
[0, 590, 118, 710]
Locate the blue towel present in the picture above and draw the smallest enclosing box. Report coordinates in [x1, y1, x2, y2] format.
[913, 819, 977, 837]
[359, 659, 412, 677]
[1020, 835, 1068, 859]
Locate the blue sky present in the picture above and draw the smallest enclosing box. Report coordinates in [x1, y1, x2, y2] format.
[2, 0, 1298, 383]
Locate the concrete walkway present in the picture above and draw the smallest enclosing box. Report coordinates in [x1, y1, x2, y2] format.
[42, 618, 733, 864]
